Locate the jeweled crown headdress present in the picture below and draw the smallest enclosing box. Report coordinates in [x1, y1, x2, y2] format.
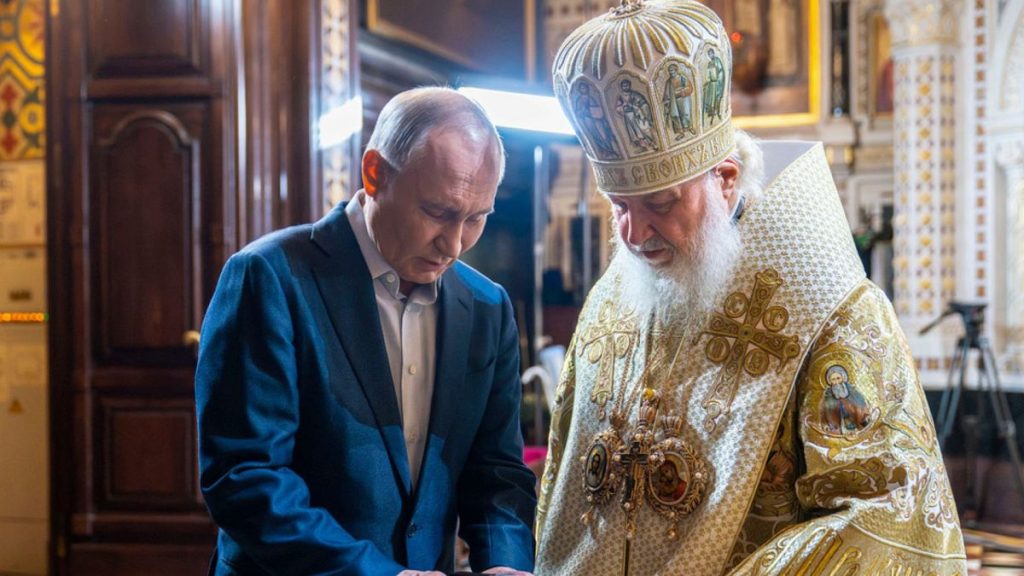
[553, 0, 734, 195]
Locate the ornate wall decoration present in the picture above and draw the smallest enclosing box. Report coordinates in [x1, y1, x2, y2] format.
[321, 0, 356, 210]
[970, 0, 991, 306]
[1001, 10, 1024, 112]
[884, 0, 962, 48]
[0, 0, 44, 160]
[853, 0, 892, 123]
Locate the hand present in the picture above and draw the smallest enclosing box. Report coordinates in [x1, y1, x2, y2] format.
[482, 568, 534, 576]
[397, 571, 445, 576]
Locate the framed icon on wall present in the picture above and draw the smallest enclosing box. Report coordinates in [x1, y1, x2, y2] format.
[367, 0, 538, 81]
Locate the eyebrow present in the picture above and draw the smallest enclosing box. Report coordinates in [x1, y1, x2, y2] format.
[423, 201, 494, 218]
[645, 192, 678, 204]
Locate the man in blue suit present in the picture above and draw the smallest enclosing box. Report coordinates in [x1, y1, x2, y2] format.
[196, 87, 537, 576]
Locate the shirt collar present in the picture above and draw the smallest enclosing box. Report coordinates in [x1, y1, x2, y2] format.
[344, 193, 439, 304]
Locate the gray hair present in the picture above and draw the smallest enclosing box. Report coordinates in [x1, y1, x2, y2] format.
[722, 129, 765, 204]
[365, 86, 506, 183]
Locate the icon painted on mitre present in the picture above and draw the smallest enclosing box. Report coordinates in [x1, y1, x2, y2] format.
[703, 47, 726, 124]
[819, 364, 873, 435]
[662, 63, 696, 140]
[614, 78, 659, 154]
[572, 81, 622, 160]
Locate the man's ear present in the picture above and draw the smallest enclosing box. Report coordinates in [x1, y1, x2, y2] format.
[362, 150, 386, 197]
[715, 158, 740, 203]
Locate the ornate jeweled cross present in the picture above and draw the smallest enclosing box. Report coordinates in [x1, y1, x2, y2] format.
[699, 268, 801, 431]
[611, 0, 645, 17]
[614, 388, 660, 576]
[617, 436, 650, 509]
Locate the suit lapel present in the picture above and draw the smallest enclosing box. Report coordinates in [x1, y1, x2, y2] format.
[309, 205, 413, 495]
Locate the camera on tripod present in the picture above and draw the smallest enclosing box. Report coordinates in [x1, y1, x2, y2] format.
[923, 300, 1024, 521]
[919, 301, 987, 341]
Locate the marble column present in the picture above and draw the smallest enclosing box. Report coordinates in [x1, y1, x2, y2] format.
[884, 0, 963, 333]
[995, 140, 1024, 373]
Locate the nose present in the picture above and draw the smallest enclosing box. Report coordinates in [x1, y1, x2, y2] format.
[436, 222, 462, 259]
[620, 208, 653, 248]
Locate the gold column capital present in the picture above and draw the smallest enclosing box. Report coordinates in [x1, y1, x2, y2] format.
[996, 140, 1024, 170]
[883, 0, 963, 49]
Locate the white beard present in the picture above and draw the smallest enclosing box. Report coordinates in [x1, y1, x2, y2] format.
[612, 194, 743, 336]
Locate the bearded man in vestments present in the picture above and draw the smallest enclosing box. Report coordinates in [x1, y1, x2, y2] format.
[538, 1, 966, 575]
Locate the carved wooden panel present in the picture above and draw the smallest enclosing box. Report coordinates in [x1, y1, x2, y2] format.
[87, 0, 207, 79]
[98, 396, 200, 510]
[69, 544, 213, 576]
[90, 104, 206, 366]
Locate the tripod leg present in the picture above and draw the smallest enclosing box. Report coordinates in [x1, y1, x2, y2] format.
[938, 341, 967, 450]
[980, 342, 1024, 511]
[963, 357, 981, 522]
[975, 356, 992, 520]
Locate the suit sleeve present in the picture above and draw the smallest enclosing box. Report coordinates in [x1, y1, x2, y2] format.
[456, 288, 538, 573]
[728, 282, 966, 575]
[196, 250, 406, 576]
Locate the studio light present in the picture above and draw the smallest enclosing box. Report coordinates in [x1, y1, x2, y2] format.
[457, 87, 575, 136]
[319, 96, 364, 149]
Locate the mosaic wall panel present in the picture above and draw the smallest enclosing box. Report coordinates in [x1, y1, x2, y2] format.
[891, 50, 958, 323]
[891, 56, 913, 317]
[0, 3, 46, 574]
[938, 52, 956, 309]
[0, 0, 44, 161]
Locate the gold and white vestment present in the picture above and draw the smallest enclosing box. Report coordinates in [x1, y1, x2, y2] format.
[534, 142, 966, 576]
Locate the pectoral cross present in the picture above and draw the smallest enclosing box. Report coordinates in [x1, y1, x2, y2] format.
[613, 389, 661, 576]
[617, 436, 650, 508]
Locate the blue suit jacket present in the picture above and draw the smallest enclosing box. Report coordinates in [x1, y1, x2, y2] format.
[196, 204, 537, 575]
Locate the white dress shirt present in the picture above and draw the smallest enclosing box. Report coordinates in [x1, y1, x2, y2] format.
[345, 194, 438, 487]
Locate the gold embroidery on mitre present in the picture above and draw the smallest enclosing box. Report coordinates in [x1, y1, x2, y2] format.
[552, 0, 736, 195]
[698, 269, 802, 432]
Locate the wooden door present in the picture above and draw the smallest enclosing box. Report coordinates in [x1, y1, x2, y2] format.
[47, 0, 234, 573]
[47, 0, 338, 571]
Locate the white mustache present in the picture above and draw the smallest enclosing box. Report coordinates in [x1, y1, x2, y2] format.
[629, 237, 672, 253]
